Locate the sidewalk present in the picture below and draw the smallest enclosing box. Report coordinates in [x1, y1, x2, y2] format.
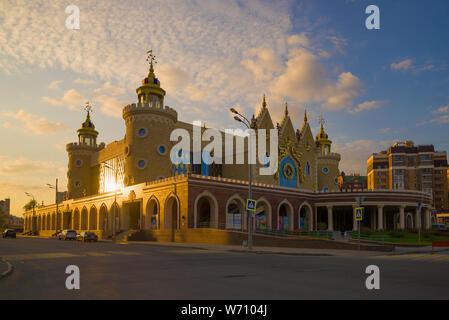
[119, 240, 385, 257]
[0, 258, 13, 279]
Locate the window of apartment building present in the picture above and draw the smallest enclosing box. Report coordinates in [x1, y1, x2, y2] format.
[419, 154, 433, 165]
[392, 155, 405, 166]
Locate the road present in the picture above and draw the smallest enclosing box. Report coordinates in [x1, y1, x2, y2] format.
[1, 237, 448, 299]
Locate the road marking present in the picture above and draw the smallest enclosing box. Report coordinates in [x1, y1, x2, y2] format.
[104, 251, 140, 256]
[169, 249, 222, 254]
[430, 255, 449, 262]
[86, 252, 110, 257]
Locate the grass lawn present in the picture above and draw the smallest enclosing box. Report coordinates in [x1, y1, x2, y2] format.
[349, 231, 449, 246]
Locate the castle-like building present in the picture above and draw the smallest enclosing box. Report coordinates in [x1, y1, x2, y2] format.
[66, 59, 341, 201]
[23, 57, 434, 240]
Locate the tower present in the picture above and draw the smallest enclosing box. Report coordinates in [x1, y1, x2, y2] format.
[67, 104, 104, 199]
[315, 115, 340, 192]
[122, 51, 178, 186]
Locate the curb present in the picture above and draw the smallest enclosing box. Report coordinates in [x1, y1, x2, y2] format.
[0, 258, 13, 280]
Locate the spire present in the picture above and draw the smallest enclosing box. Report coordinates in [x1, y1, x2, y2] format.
[304, 109, 308, 123]
[284, 102, 289, 116]
[262, 94, 267, 109]
[146, 50, 157, 78]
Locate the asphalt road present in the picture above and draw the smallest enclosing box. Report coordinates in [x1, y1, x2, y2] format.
[1, 237, 448, 300]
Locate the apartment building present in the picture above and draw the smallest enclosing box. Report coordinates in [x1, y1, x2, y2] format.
[367, 141, 448, 212]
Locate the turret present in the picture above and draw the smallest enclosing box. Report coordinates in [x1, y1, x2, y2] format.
[122, 52, 178, 186]
[67, 104, 104, 199]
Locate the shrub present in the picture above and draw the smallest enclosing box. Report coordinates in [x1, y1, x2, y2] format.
[360, 227, 372, 236]
[318, 222, 327, 231]
[389, 231, 404, 238]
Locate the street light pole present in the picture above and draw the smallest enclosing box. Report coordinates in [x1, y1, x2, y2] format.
[47, 179, 59, 233]
[25, 192, 36, 233]
[230, 107, 256, 250]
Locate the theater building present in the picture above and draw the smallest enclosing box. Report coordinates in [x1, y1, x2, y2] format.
[23, 58, 434, 239]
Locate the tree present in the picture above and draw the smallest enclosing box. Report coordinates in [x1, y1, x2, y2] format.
[23, 199, 37, 211]
[0, 207, 8, 230]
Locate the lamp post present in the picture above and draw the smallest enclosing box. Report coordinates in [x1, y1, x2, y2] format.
[230, 107, 256, 250]
[47, 179, 59, 232]
[103, 162, 118, 238]
[25, 192, 36, 233]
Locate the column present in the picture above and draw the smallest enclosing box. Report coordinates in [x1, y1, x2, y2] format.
[377, 205, 384, 231]
[415, 207, 420, 230]
[327, 205, 333, 231]
[399, 205, 405, 230]
[425, 207, 431, 230]
[352, 206, 358, 231]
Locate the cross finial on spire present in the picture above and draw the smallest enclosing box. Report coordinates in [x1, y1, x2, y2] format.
[146, 49, 157, 76]
[318, 114, 325, 126]
[84, 101, 93, 117]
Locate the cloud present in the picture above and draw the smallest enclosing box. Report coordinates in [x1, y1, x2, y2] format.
[41, 96, 64, 107]
[49, 80, 62, 89]
[350, 100, 385, 113]
[0, 157, 56, 175]
[74, 78, 96, 85]
[93, 95, 126, 118]
[334, 139, 396, 174]
[93, 82, 126, 96]
[390, 59, 413, 71]
[1, 109, 71, 135]
[418, 103, 449, 125]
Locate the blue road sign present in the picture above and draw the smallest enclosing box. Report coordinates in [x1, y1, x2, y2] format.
[246, 199, 257, 211]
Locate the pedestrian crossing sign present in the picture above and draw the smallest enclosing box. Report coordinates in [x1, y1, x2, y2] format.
[354, 207, 364, 221]
[246, 199, 257, 211]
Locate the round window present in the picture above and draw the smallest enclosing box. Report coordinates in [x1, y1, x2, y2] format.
[323, 167, 329, 174]
[138, 128, 148, 137]
[323, 187, 328, 192]
[157, 145, 167, 155]
[137, 159, 147, 169]
[76, 159, 83, 167]
[75, 181, 82, 188]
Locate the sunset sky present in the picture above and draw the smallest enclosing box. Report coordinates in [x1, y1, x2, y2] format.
[1, 0, 448, 215]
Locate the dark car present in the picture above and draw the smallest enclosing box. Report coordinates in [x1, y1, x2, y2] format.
[77, 231, 98, 242]
[2, 229, 16, 238]
[59, 229, 77, 240]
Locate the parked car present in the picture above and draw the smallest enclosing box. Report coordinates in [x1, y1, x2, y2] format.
[51, 230, 62, 239]
[432, 224, 448, 231]
[59, 229, 77, 240]
[77, 231, 98, 242]
[2, 229, 16, 238]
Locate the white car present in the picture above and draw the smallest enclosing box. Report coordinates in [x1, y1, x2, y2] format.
[59, 229, 77, 240]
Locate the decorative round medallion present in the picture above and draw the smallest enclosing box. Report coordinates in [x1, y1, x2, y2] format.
[282, 163, 294, 180]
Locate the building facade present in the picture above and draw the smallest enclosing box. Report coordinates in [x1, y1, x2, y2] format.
[367, 141, 448, 212]
[23, 60, 435, 238]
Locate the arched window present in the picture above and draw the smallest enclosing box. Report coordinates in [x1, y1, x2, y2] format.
[305, 162, 310, 176]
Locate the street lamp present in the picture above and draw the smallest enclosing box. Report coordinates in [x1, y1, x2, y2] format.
[103, 162, 119, 238]
[47, 179, 59, 233]
[25, 192, 36, 233]
[230, 107, 256, 250]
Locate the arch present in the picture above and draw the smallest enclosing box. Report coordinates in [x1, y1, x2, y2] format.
[145, 196, 160, 230]
[51, 212, 56, 230]
[89, 205, 98, 230]
[406, 213, 414, 230]
[279, 157, 298, 188]
[298, 201, 313, 231]
[255, 197, 272, 231]
[81, 207, 88, 230]
[164, 194, 180, 230]
[225, 194, 245, 230]
[73, 208, 80, 230]
[99, 203, 108, 231]
[110, 202, 121, 233]
[194, 191, 219, 228]
[47, 213, 51, 230]
[277, 200, 294, 232]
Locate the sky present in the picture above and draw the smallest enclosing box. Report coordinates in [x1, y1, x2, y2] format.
[1, 0, 448, 216]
